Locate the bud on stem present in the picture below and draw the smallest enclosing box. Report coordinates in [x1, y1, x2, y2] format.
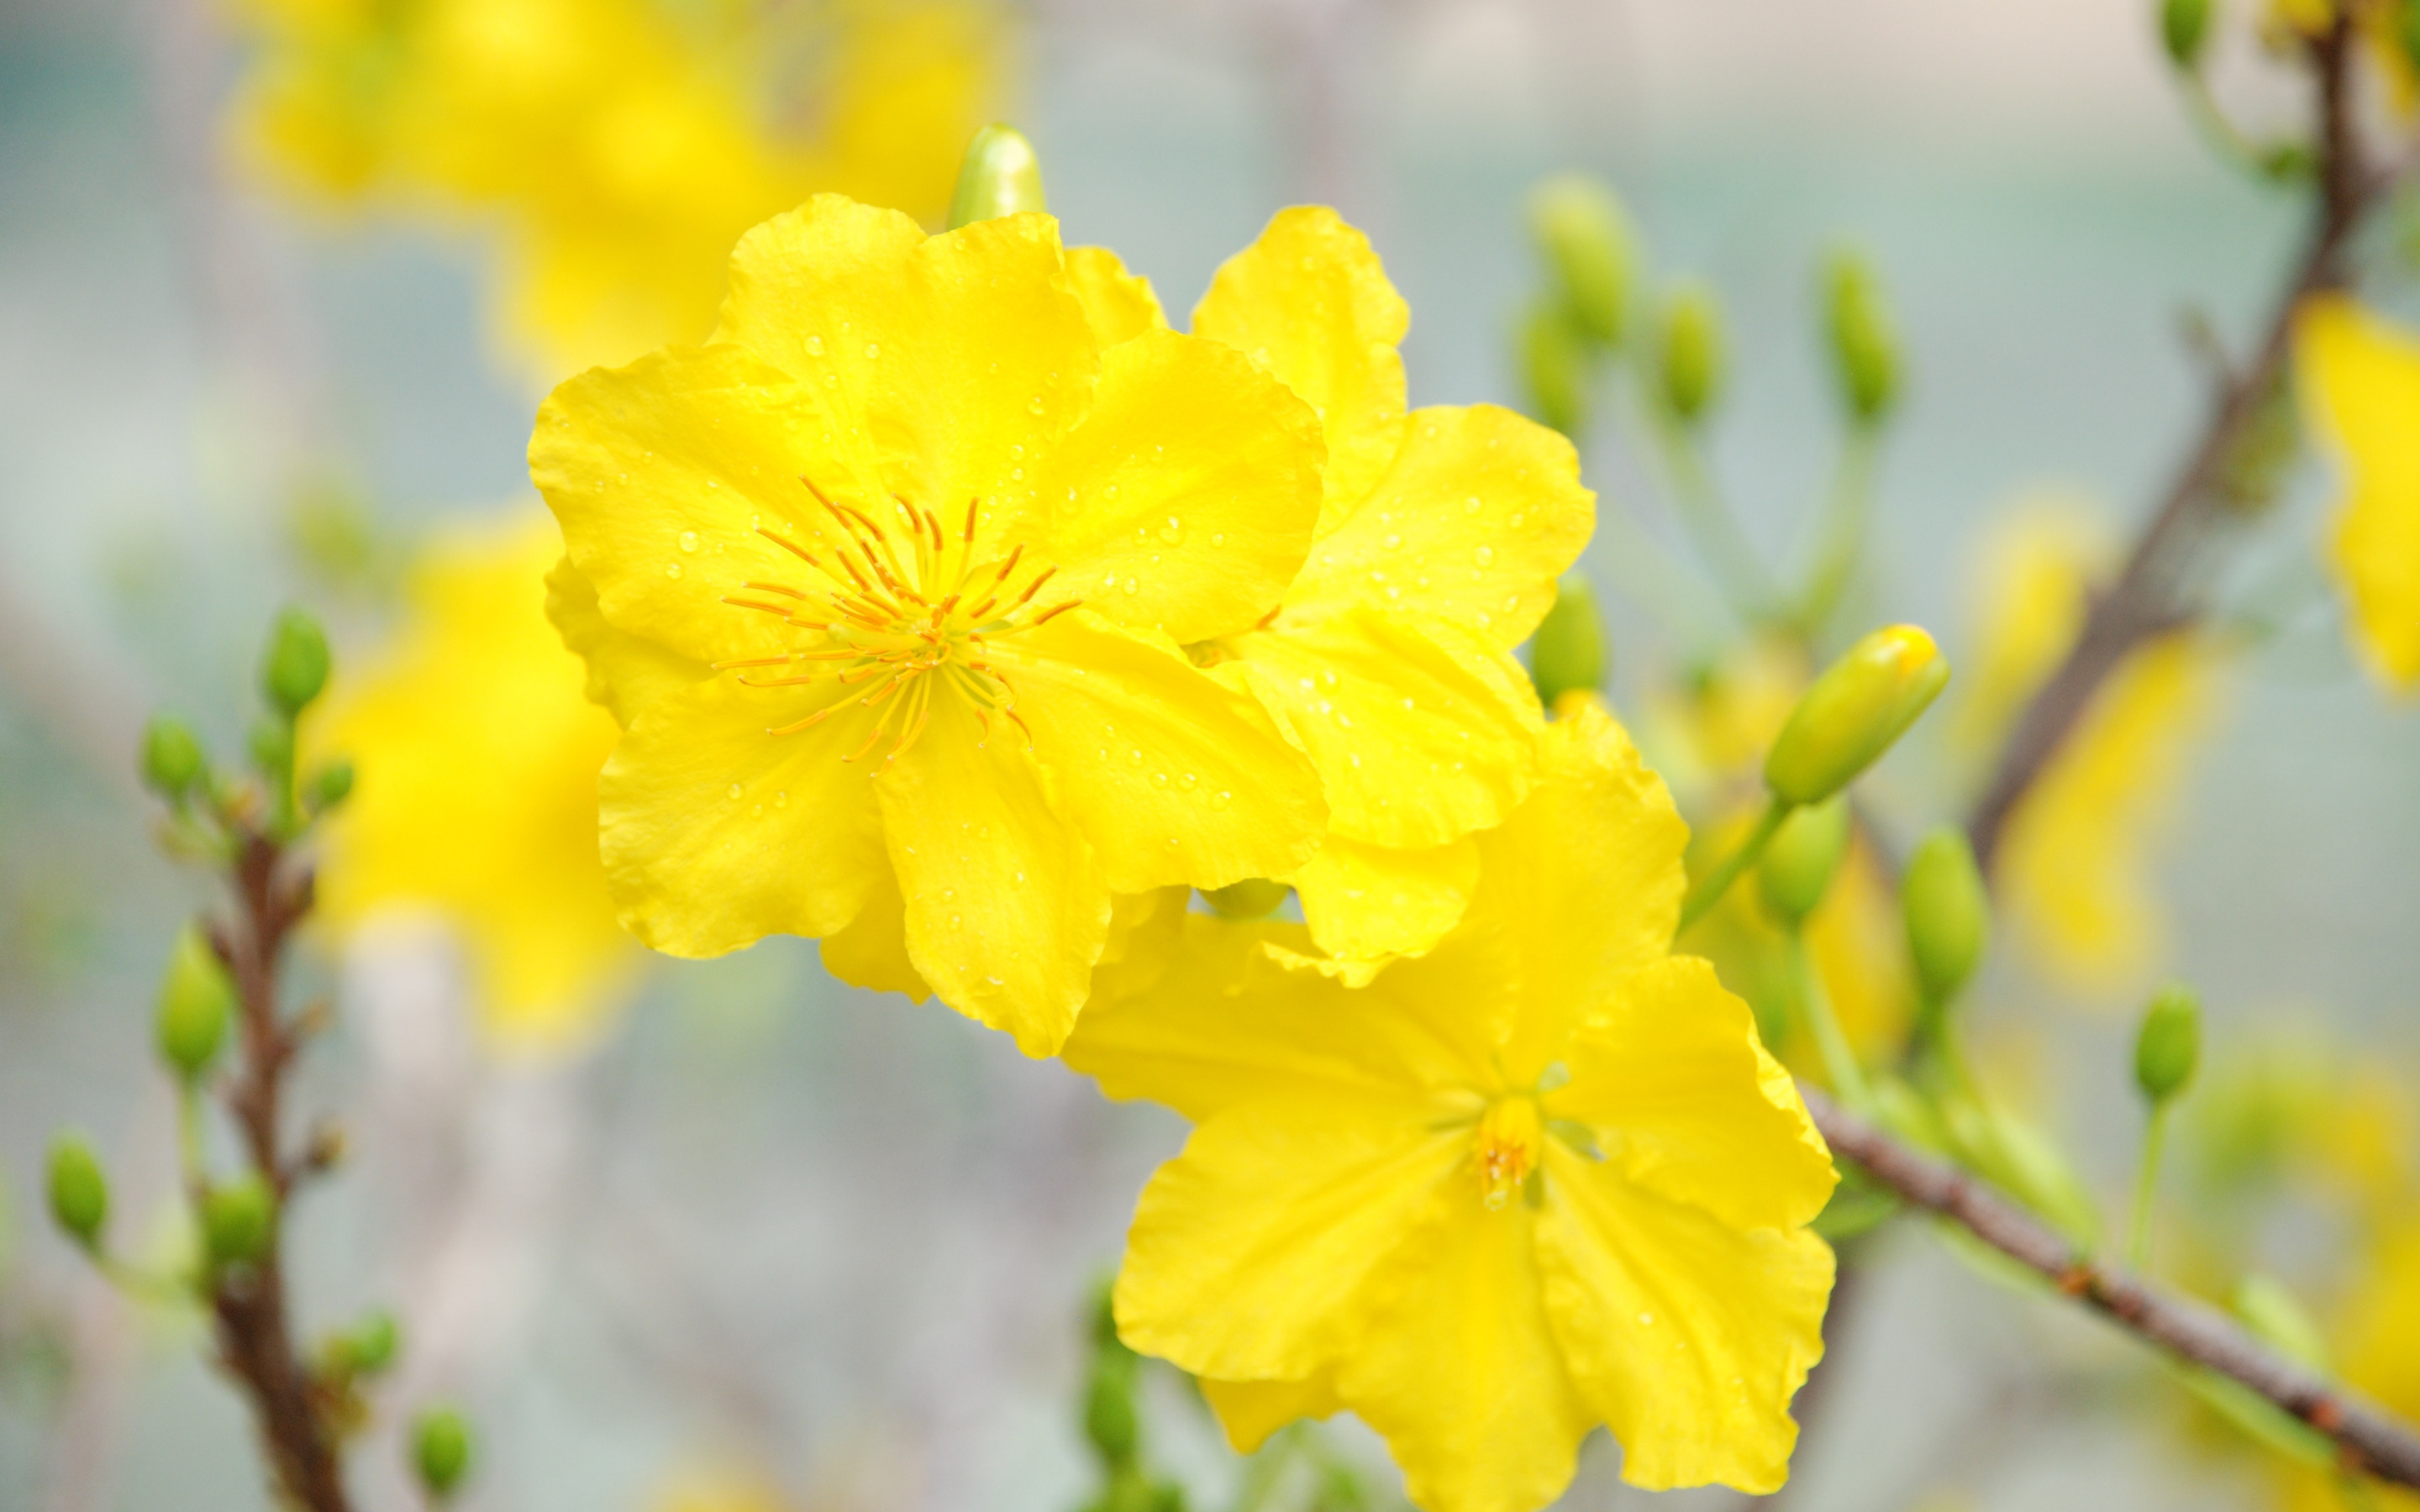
[947, 123, 1046, 230]
[1764, 624, 1949, 806]
[1656, 281, 1727, 426]
[1823, 248, 1901, 427]
[47, 1133, 109, 1253]
[1528, 175, 1638, 349]
[413, 1406, 474, 1503]
[2134, 983, 2202, 1105]
[156, 924, 235, 1083]
[203, 1173, 277, 1269]
[139, 715, 207, 803]
[1902, 826, 1990, 1020]
[1517, 298, 1591, 438]
[1527, 572, 1610, 709]
[1758, 796, 1851, 928]
[261, 607, 330, 720]
[2162, 0, 2214, 69]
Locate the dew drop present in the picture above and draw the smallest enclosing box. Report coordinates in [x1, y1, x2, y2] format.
[1464, 495, 1482, 514]
[1509, 512, 1527, 529]
[806, 334, 824, 355]
[1028, 395, 1045, 415]
[1178, 772, 1198, 790]
[1474, 545, 1494, 567]
[1158, 517, 1184, 544]
[865, 342, 880, 360]
[666, 563, 683, 578]
[728, 784, 742, 799]
[1211, 790, 1233, 810]
[1128, 748, 1146, 765]
[680, 531, 700, 552]
[1383, 533, 1402, 550]
[1150, 771, 1170, 788]
[1122, 576, 1139, 595]
[1011, 467, 1023, 480]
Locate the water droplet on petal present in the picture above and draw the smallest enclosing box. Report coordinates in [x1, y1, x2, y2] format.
[680, 531, 699, 552]
[865, 342, 880, 360]
[1210, 790, 1233, 810]
[807, 334, 824, 355]
[728, 784, 742, 799]
[1122, 576, 1139, 595]
[666, 563, 683, 578]
[1474, 545, 1494, 567]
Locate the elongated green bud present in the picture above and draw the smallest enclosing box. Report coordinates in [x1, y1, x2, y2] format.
[345, 1310, 401, 1376]
[1757, 796, 1851, 927]
[203, 1173, 276, 1268]
[2134, 983, 2202, 1105]
[46, 1134, 108, 1252]
[947, 123, 1045, 229]
[1764, 625, 1949, 806]
[261, 607, 330, 718]
[302, 759, 355, 816]
[139, 715, 207, 801]
[2162, 0, 2213, 68]
[413, 1406, 474, 1501]
[156, 924, 236, 1082]
[1528, 572, 1609, 708]
[1202, 878, 1289, 921]
[1902, 827, 1990, 1010]
[1823, 249, 1901, 426]
[1518, 298, 1590, 438]
[1658, 281, 1727, 424]
[1528, 175, 1638, 349]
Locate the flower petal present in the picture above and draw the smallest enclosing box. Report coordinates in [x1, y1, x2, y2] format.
[986, 611, 1327, 894]
[1192, 207, 1408, 533]
[1282, 405, 1591, 648]
[2296, 295, 2420, 688]
[1289, 832, 1478, 963]
[543, 554, 710, 726]
[1534, 1147, 1835, 1494]
[818, 861, 932, 1002]
[1066, 244, 1167, 348]
[1230, 609, 1540, 848]
[874, 691, 1108, 1057]
[1197, 1372, 1344, 1454]
[1031, 328, 1323, 643]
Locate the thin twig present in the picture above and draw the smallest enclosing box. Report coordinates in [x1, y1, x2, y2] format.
[1800, 1083, 2420, 1489]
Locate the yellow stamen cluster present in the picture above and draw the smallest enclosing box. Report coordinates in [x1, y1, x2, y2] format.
[1475, 1095, 1544, 1211]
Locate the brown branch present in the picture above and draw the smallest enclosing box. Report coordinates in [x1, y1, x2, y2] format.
[1800, 1083, 2420, 1489]
[1966, 13, 2380, 869]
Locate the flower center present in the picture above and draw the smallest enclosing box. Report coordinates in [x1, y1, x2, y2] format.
[714, 480, 1081, 764]
[1474, 1095, 1544, 1211]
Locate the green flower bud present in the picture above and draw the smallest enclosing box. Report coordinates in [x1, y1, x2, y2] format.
[1763, 624, 1949, 806]
[302, 759, 355, 816]
[2134, 983, 2202, 1105]
[413, 1406, 474, 1501]
[1656, 280, 1727, 425]
[156, 924, 236, 1082]
[261, 607, 331, 719]
[1527, 175, 1638, 349]
[946, 123, 1045, 230]
[1902, 826, 1990, 1011]
[1757, 796, 1851, 928]
[250, 717, 296, 786]
[1083, 1349, 1140, 1467]
[1517, 298, 1591, 438]
[46, 1133, 108, 1252]
[1528, 572, 1610, 708]
[347, 1310, 400, 1375]
[203, 1173, 276, 1268]
[2231, 1273, 2328, 1372]
[1823, 249, 1901, 426]
[2163, 0, 2214, 68]
[139, 715, 207, 801]
[1202, 878, 1289, 921]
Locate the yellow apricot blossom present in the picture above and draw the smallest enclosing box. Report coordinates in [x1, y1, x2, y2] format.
[2296, 296, 2420, 690]
[1061, 208, 1592, 963]
[534, 197, 1329, 1057]
[313, 510, 638, 1054]
[1065, 704, 1835, 1512]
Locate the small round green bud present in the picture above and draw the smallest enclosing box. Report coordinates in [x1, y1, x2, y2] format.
[203, 1173, 276, 1268]
[413, 1406, 474, 1501]
[1823, 249, 1901, 426]
[1757, 796, 1852, 928]
[1083, 1351, 1140, 1467]
[2163, 0, 2214, 68]
[139, 715, 207, 801]
[1202, 878, 1289, 921]
[302, 759, 355, 816]
[2134, 983, 2202, 1105]
[1763, 624, 1950, 806]
[348, 1310, 400, 1375]
[1517, 298, 1591, 438]
[250, 716, 296, 784]
[261, 607, 331, 718]
[1528, 572, 1610, 709]
[1656, 280, 1727, 425]
[1527, 175, 1638, 349]
[46, 1134, 109, 1252]
[1902, 827, 1990, 1010]
[947, 123, 1045, 230]
[156, 924, 236, 1082]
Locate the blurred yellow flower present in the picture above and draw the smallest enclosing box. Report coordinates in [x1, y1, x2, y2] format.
[313, 509, 638, 1054]
[2296, 296, 2420, 690]
[1066, 704, 1835, 1510]
[227, 0, 999, 377]
[653, 1462, 790, 1512]
[534, 197, 1329, 1057]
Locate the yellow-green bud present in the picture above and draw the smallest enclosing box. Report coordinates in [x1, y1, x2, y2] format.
[1657, 280, 1727, 424]
[156, 924, 236, 1082]
[946, 123, 1045, 230]
[1757, 796, 1851, 927]
[1527, 175, 1637, 348]
[261, 607, 330, 718]
[1823, 249, 1901, 426]
[139, 715, 207, 801]
[1202, 878, 1289, 921]
[2134, 983, 2202, 1105]
[1528, 572, 1609, 708]
[250, 717, 295, 785]
[203, 1173, 276, 1268]
[341, 1310, 401, 1376]
[302, 759, 355, 816]
[2163, 0, 2214, 68]
[1083, 1350, 1140, 1467]
[1517, 298, 1591, 438]
[1902, 826, 1990, 1010]
[2231, 1273, 2328, 1372]
[46, 1133, 108, 1252]
[1763, 624, 1949, 806]
[413, 1406, 474, 1501]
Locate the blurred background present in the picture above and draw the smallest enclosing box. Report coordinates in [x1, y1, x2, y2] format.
[3, 0, 2417, 1509]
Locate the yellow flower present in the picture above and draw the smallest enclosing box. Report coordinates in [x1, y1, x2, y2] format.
[1065, 704, 1836, 1511]
[534, 197, 1331, 1057]
[313, 509, 637, 1054]
[2296, 296, 2420, 690]
[1068, 208, 1593, 963]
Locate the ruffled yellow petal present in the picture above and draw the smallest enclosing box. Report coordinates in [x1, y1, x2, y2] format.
[1289, 832, 1479, 963]
[1280, 404, 1591, 648]
[1030, 328, 1323, 643]
[1228, 609, 1540, 849]
[1533, 1147, 1834, 1494]
[1197, 1371, 1345, 1454]
[1088, 885, 1191, 1005]
[542, 554, 708, 726]
[2296, 295, 2420, 689]
[987, 612, 1327, 894]
[1065, 245, 1167, 349]
[1192, 207, 1408, 532]
[818, 862, 931, 1002]
[1113, 1103, 1463, 1381]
